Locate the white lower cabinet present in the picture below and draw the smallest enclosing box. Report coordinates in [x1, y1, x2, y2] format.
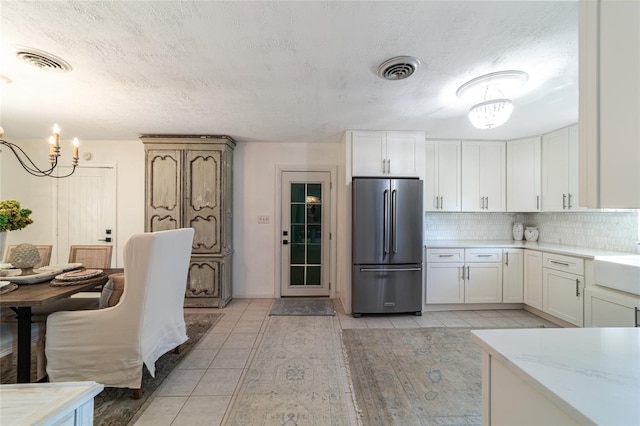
[542, 253, 585, 327]
[523, 250, 543, 310]
[585, 286, 640, 327]
[426, 248, 502, 304]
[502, 249, 524, 303]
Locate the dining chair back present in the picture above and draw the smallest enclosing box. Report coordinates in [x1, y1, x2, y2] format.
[45, 228, 194, 396]
[68, 245, 113, 269]
[4, 245, 52, 268]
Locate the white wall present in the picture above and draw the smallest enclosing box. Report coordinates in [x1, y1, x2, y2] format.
[232, 141, 341, 298]
[0, 138, 144, 267]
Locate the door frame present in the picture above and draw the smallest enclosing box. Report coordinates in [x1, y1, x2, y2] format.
[52, 163, 117, 265]
[275, 165, 337, 299]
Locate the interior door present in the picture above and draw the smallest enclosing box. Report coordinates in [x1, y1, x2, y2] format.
[280, 171, 331, 297]
[54, 165, 116, 265]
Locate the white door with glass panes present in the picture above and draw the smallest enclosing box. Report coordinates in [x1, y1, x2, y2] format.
[280, 171, 331, 296]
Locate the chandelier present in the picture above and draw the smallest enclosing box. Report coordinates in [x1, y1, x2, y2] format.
[456, 70, 528, 130]
[0, 124, 79, 178]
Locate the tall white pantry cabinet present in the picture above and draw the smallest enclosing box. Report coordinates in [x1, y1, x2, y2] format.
[141, 135, 235, 308]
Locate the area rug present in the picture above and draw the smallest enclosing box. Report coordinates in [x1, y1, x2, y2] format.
[342, 327, 482, 426]
[93, 312, 221, 426]
[269, 297, 336, 316]
[225, 316, 350, 425]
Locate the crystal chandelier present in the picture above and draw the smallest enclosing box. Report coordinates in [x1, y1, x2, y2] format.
[0, 124, 79, 178]
[457, 70, 528, 130]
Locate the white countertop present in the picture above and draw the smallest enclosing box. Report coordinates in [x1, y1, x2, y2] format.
[471, 328, 640, 426]
[424, 239, 638, 259]
[0, 381, 103, 425]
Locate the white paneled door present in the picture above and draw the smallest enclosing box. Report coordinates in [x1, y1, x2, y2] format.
[280, 171, 331, 297]
[54, 165, 116, 265]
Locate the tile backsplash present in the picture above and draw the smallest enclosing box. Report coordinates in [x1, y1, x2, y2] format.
[425, 210, 640, 253]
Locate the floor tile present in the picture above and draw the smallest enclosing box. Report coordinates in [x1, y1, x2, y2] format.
[389, 317, 420, 328]
[221, 333, 258, 349]
[209, 348, 251, 369]
[464, 317, 499, 327]
[439, 317, 472, 327]
[192, 368, 243, 396]
[414, 317, 446, 327]
[363, 318, 394, 328]
[171, 395, 232, 426]
[339, 319, 368, 329]
[197, 333, 229, 350]
[178, 349, 219, 370]
[132, 396, 186, 425]
[232, 320, 263, 333]
[157, 369, 206, 397]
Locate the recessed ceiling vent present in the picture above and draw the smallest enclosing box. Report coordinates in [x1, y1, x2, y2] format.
[15, 47, 72, 72]
[377, 56, 421, 80]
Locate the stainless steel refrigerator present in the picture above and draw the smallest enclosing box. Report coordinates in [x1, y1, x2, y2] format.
[352, 177, 423, 317]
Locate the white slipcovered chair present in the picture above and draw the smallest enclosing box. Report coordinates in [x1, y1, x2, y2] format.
[44, 228, 194, 398]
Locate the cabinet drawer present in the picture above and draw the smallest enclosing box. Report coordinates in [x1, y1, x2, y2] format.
[465, 248, 502, 262]
[542, 253, 584, 275]
[426, 249, 465, 263]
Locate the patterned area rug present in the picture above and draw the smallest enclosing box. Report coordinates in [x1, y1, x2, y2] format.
[342, 328, 482, 426]
[226, 316, 350, 425]
[83, 313, 221, 425]
[269, 298, 336, 316]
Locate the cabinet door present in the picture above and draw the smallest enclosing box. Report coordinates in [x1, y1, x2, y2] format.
[146, 149, 182, 232]
[479, 142, 506, 212]
[465, 262, 503, 303]
[566, 125, 584, 210]
[426, 262, 464, 303]
[424, 141, 461, 211]
[503, 249, 524, 303]
[507, 137, 541, 212]
[543, 268, 584, 326]
[386, 131, 420, 177]
[438, 141, 461, 211]
[351, 131, 386, 176]
[461, 142, 482, 211]
[461, 141, 505, 211]
[186, 257, 220, 300]
[424, 142, 439, 211]
[184, 150, 222, 254]
[542, 128, 570, 211]
[524, 250, 543, 310]
[585, 287, 640, 327]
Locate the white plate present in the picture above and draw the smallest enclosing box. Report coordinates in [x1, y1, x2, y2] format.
[35, 263, 81, 273]
[0, 263, 13, 269]
[5, 270, 61, 284]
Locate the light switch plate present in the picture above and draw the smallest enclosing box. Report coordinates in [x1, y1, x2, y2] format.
[258, 215, 270, 224]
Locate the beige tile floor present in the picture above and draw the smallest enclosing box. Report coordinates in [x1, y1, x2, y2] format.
[133, 299, 558, 425]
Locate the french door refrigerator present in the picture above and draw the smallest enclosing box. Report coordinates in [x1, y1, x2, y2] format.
[352, 177, 423, 317]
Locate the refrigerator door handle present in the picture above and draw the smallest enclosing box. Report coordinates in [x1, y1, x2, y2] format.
[391, 189, 398, 253]
[383, 189, 389, 255]
[359, 267, 422, 272]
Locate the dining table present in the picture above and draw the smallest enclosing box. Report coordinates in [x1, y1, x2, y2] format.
[0, 268, 123, 383]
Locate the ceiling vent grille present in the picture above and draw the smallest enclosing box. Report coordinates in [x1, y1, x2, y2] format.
[377, 56, 420, 80]
[15, 47, 72, 72]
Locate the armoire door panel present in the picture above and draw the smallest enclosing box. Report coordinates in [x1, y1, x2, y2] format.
[149, 151, 180, 212]
[187, 260, 219, 298]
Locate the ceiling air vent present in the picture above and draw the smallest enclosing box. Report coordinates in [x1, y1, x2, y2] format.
[377, 56, 421, 80]
[14, 47, 72, 72]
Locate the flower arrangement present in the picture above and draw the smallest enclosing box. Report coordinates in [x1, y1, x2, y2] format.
[0, 200, 34, 232]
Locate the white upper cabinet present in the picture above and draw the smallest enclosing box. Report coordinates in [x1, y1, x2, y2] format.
[424, 141, 461, 211]
[579, 0, 640, 209]
[350, 131, 424, 177]
[542, 125, 584, 212]
[507, 137, 541, 212]
[461, 141, 506, 212]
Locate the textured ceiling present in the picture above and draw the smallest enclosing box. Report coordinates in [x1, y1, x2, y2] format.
[0, 1, 578, 144]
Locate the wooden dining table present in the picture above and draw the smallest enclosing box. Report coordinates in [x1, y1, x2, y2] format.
[0, 268, 123, 383]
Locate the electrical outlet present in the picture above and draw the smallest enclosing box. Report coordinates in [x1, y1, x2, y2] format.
[258, 215, 270, 224]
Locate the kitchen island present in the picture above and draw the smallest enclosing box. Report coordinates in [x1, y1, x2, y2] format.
[471, 327, 640, 425]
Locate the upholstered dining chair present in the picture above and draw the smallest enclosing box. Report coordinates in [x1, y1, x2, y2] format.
[68, 244, 113, 269]
[44, 228, 194, 398]
[4, 245, 52, 268]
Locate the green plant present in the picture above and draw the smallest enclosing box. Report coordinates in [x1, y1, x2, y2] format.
[0, 200, 33, 231]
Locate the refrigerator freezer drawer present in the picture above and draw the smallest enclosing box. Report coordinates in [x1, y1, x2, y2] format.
[352, 264, 423, 316]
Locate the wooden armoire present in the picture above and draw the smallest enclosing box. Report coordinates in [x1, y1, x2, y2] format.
[141, 135, 235, 307]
